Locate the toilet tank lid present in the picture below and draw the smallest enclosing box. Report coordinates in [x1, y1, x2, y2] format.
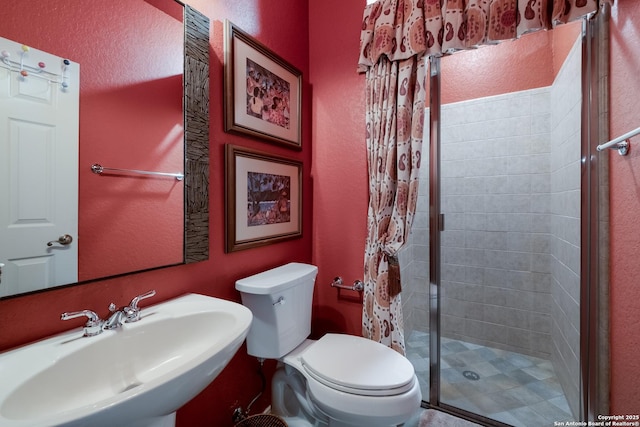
[235, 263, 318, 295]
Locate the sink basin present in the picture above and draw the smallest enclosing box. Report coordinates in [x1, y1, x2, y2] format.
[0, 293, 253, 427]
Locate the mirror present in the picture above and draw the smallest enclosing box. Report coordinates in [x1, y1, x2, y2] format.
[0, 0, 209, 298]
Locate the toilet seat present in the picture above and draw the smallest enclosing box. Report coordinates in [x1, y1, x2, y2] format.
[300, 334, 416, 396]
[278, 335, 423, 426]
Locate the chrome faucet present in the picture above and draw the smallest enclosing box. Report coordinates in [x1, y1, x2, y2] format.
[103, 303, 127, 330]
[104, 290, 157, 330]
[60, 309, 104, 337]
[61, 290, 156, 336]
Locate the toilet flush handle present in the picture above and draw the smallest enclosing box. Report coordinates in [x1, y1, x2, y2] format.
[273, 296, 286, 306]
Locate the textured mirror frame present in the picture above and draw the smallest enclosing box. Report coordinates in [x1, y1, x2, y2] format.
[184, 5, 210, 263]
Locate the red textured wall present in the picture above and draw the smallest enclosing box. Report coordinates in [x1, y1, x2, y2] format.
[0, 1, 311, 426]
[441, 21, 581, 104]
[442, 31, 554, 104]
[551, 20, 583, 77]
[308, 0, 368, 338]
[609, 0, 640, 413]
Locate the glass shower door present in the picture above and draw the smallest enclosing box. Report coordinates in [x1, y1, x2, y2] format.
[436, 27, 583, 426]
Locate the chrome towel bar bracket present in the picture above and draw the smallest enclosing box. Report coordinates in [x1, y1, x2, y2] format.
[596, 139, 629, 156]
[91, 163, 184, 180]
[331, 277, 364, 292]
[596, 125, 640, 156]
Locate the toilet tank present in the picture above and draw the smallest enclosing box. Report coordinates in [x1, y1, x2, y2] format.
[235, 263, 318, 359]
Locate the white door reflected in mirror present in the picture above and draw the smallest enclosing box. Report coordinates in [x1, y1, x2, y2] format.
[0, 36, 79, 297]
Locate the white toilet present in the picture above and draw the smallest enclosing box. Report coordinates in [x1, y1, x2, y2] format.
[235, 263, 421, 427]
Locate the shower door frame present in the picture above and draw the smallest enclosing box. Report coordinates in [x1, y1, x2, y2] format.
[424, 8, 610, 425]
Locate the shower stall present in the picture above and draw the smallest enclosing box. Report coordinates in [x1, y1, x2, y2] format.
[401, 11, 609, 427]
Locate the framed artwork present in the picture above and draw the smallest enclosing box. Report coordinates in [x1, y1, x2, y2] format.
[225, 144, 302, 252]
[224, 20, 302, 149]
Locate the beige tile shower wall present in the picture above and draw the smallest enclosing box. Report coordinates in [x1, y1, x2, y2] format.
[549, 36, 582, 418]
[438, 87, 553, 359]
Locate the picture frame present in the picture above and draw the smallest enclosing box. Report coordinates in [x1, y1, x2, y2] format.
[224, 20, 302, 149]
[225, 144, 302, 252]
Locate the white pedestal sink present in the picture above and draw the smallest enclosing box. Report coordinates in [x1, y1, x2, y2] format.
[0, 293, 253, 427]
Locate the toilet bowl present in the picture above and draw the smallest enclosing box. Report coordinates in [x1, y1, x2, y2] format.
[274, 335, 421, 426]
[235, 263, 421, 427]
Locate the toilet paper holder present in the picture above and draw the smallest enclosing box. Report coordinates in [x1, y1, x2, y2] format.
[330, 277, 364, 292]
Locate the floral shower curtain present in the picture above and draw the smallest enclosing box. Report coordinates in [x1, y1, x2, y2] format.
[358, 0, 606, 354]
[360, 0, 428, 355]
[362, 55, 426, 355]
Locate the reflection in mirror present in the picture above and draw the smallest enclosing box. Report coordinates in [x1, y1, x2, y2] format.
[79, 0, 185, 281]
[0, 37, 80, 296]
[0, 1, 209, 298]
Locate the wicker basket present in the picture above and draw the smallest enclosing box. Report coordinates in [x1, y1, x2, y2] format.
[234, 414, 288, 427]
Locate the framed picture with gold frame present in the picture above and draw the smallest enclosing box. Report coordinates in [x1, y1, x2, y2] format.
[224, 20, 302, 149]
[225, 144, 302, 252]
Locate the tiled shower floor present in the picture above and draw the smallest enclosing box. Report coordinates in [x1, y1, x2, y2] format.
[406, 330, 573, 427]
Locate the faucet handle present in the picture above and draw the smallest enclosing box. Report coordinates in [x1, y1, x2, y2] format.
[61, 309, 103, 337]
[125, 290, 156, 322]
[128, 290, 156, 310]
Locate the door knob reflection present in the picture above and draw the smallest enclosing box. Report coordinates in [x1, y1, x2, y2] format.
[47, 234, 73, 247]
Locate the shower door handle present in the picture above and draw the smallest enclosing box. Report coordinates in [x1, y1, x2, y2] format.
[439, 214, 445, 231]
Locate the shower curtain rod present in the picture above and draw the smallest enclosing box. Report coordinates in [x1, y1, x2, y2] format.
[596, 125, 639, 156]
